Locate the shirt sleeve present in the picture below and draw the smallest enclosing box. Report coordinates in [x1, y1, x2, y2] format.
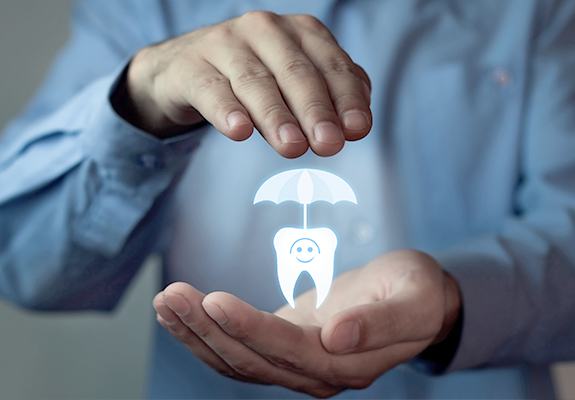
[0, 1, 204, 310]
[423, 0, 575, 371]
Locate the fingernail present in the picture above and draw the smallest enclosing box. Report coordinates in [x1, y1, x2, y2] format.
[203, 301, 228, 325]
[163, 293, 191, 316]
[226, 111, 250, 129]
[342, 110, 369, 132]
[330, 321, 360, 353]
[278, 123, 306, 144]
[313, 121, 343, 144]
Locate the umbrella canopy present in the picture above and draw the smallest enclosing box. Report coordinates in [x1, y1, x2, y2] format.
[254, 168, 357, 228]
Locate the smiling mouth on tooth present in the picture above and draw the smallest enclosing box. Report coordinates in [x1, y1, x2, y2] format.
[296, 257, 314, 263]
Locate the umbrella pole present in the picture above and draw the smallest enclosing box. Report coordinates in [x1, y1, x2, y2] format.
[303, 203, 308, 229]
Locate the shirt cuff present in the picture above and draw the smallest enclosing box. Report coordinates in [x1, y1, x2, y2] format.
[81, 65, 205, 188]
[75, 66, 208, 256]
[411, 306, 463, 375]
[425, 237, 516, 372]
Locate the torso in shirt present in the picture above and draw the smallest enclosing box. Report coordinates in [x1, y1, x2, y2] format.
[140, 1, 546, 398]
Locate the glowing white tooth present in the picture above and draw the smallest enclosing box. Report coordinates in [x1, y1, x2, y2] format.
[273, 227, 337, 308]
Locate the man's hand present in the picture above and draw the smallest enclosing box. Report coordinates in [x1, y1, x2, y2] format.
[153, 250, 461, 397]
[114, 11, 372, 157]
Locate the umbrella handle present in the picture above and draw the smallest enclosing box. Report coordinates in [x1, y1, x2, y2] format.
[303, 203, 308, 229]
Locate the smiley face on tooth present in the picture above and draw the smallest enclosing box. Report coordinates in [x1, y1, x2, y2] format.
[290, 238, 320, 263]
[274, 227, 337, 308]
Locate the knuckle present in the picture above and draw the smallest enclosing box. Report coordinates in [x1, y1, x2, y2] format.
[280, 58, 317, 81]
[193, 74, 229, 92]
[260, 102, 290, 124]
[302, 99, 333, 119]
[207, 24, 234, 41]
[241, 10, 278, 26]
[294, 14, 327, 32]
[321, 56, 356, 76]
[232, 63, 273, 88]
[212, 23, 235, 40]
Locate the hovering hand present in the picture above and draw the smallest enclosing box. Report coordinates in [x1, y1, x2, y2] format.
[153, 250, 461, 397]
[114, 11, 372, 157]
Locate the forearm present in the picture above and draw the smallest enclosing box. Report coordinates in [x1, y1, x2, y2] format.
[0, 72, 202, 310]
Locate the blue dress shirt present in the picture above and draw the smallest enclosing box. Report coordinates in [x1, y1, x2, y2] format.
[1, 0, 574, 398]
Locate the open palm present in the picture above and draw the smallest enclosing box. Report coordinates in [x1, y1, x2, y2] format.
[153, 250, 461, 397]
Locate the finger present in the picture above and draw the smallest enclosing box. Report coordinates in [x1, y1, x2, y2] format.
[354, 62, 372, 102]
[241, 15, 345, 156]
[207, 45, 309, 158]
[321, 296, 442, 354]
[286, 13, 372, 101]
[153, 292, 241, 380]
[204, 291, 425, 389]
[290, 15, 372, 140]
[163, 283, 337, 396]
[153, 291, 181, 325]
[306, 47, 372, 141]
[155, 314, 243, 380]
[173, 62, 254, 141]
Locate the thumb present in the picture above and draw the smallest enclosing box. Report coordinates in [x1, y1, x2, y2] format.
[320, 297, 442, 354]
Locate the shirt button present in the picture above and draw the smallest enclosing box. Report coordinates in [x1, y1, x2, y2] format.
[351, 220, 375, 245]
[492, 67, 511, 87]
[138, 154, 163, 169]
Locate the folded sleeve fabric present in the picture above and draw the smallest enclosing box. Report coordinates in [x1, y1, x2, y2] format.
[0, 1, 202, 310]
[420, 0, 575, 372]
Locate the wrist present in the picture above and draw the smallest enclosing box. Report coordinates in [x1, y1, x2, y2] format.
[111, 47, 203, 138]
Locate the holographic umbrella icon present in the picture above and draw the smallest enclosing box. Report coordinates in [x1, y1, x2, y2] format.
[253, 168, 357, 228]
[254, 168, 357, 308]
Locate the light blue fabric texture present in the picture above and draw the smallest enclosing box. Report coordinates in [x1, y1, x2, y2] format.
[1, 0, 574, 398]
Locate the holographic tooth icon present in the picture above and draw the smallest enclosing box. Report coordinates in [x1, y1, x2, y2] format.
[274, 227, 337, 308]
[254, 169, 357, 308]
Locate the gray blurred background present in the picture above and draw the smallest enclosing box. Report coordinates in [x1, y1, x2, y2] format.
[0, 3, 157, 399]
[0, 1, 574, 399]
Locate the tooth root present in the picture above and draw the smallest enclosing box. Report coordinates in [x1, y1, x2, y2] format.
[278, 266, 298, 308]
[310, 264, 333, 308]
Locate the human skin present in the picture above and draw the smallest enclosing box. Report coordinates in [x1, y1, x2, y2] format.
[113, 11, 373, 158]
[154, 250, 462, 397]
